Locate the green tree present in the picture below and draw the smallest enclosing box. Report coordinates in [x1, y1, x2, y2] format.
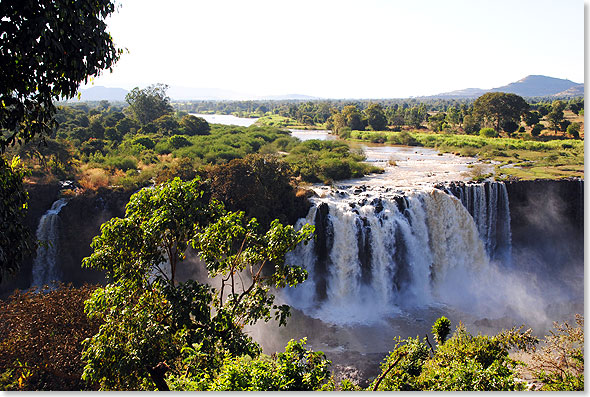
[365, 103, 388, 131]
[473, 92, 529, 133]
[125, 84, 174, 126]
[566, 122, 581, 139]
[81, 177, 314, 390]
[341, 105, 365, 131]
[0, 157, 34, 283]
[462, 113, 481, 135]
[405, 105, 427, 129]
[179, 114, 211, 136]
[546, 100, 566, 132]
[0, 0, 121, 151]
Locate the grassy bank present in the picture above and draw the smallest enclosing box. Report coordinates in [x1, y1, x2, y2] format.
[347, 130, 584, 180]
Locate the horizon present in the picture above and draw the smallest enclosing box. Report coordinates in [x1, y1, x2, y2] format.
[83, 0, 584, 99]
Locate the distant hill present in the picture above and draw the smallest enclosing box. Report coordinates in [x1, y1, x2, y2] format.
[76, 86, 128, 101]
[432, 75, 583, 98]
[258, 94, 320, 100]
[553, 83, 584, 97]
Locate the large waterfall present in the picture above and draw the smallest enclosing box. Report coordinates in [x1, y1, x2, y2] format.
[286, 182, 517, 325]
[31, 198, 68, 287]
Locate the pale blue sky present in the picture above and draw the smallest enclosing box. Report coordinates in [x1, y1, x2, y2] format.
[86, 0, 585, 98]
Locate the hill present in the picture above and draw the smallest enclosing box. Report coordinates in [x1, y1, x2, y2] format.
[76, 86, 128, 101]
[432, 75, 583, 98]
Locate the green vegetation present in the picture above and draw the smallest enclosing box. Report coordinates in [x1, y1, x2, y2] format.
[79, 178, 314, 390]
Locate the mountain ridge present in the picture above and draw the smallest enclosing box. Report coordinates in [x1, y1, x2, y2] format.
[432, 75, 583, 98]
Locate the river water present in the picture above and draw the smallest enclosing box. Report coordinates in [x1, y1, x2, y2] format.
[191, 113, 259, 127]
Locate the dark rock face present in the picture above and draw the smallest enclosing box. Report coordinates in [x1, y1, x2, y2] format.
[505, 179, 584, 273]
[0, 186, 131, 297]
[313, 202, 332, 301]
[0, 183, 62, 295]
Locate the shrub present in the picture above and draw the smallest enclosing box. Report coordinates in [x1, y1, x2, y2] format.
[531, 123, 544, 137]
[168, 134, 191, 149]
[131, 135, 156, 150]
[527, 315, 584, 391]
[566, 122, 581, 139]
[479, 128, 498, 138]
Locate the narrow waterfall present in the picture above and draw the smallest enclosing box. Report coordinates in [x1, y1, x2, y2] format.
[286, 182, 514, 325]
[31, 198, 69, 287]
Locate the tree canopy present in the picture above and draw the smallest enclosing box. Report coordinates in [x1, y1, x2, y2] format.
[125, 84, 174, 126]
[0, 0, 121, 151]
[473, 92, 529, 133]
[81, 177, 314, 390]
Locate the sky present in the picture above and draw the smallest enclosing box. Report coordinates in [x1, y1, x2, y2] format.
[84, 0, 585, 99]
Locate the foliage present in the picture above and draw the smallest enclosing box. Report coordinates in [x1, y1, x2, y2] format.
[372, 318, 538, 391]
[285, 139, 383, 184]
[528, 315, 584, 391]
[125, 84, 174, 126]
[432, 316, 451, 345]
[0, 0, 120, 151]
[546, 100, 566, 132]
[81, 177, 314, 390]
[479, 127, 498, 138]
[167, 338, 332, 391]
[473, 92, 529, 133]
[0, 284, 99, 390]
[179, 114, 210, 136]
[566, 122, 581, 139]
[0, 157, 34, 283]
[364, 103, 388, 131]
[207, 154, 310, 228]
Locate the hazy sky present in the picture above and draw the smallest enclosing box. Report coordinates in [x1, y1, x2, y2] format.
[85, 0, 585, 98]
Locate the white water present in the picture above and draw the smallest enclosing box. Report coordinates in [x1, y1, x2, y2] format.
[31, 198, 69, 287]
[190, 113, 258, 127]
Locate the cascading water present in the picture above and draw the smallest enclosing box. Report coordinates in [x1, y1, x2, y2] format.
[437, 181, 512, 264]
[31, 198, 68, 287]
[286, 182, 520, 325]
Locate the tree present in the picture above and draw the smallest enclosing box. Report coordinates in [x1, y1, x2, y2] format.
[462, 114, 481, 135]
[365, 103, 388, 131]
[125, 84, 174, 126]
[405, 105, 427, 129]
[473, 92, 529, 133]
[81, 177, 314, 390]
[0, 0, 121, 151]
[0, 157, 34, 283]
[179, 114, 211, 136]
[207, 154, 309, 229]
[546, 100, 566, 132]
[341, 105, 365, 131]
[566, 122, 581, 139]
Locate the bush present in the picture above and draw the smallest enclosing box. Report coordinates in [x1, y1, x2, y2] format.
[168, 134, 191, 149]
[132, 135, 156, 150]
[531, 123, 544, 137]
[566, 122, 581, 139]
[479, 128, 498, 138]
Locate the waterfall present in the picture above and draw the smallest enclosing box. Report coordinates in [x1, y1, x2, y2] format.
[286, 182, 514, 325]
[437, 181, 512, 264]
[31, 198, 68, 287]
